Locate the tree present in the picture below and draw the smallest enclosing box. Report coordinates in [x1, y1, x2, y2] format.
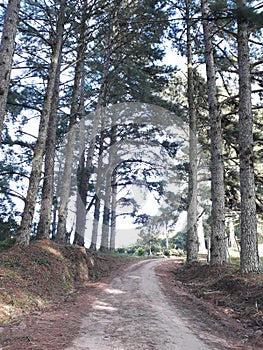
[16, 0, 66, 245]
[237, 0, 260, 272]
[186, 0, 199, 263]
[36, 2, 66, 240]
[201, 0, 227, 264]
[110, 166, 118, 251]
[73, 72, 87, 246]
[56, 0, 91, 243]
[89, 128, 105, 250]
[109, 124, 118, 251]
[73, 0, 171, 247]
[0, 0, 20, 142]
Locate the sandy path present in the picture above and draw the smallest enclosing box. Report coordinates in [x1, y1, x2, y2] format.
[66, 259, 212, 350]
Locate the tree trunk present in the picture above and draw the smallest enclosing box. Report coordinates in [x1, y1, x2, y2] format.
[73, 53, 110, 245]
[56, 1, 88, 243]
[74, 1, 126, 247]
[201, 0, 227, 264]
[51, 196, 58, 240]
[90, 195, 100, 250]
[100, 120, 117, 252]
[110, 124, 118, 252]
[100, 182, 111, 252]
[186, 0, 199, 263]
[73, 73, 86, 247]
[36, 48, 62, 240]
[237, 0, 260, 273]
[89, 126, 106, 250]
[227, 216, 237, 249]
[197, 214, 207, 254]
[0, 0, 20, 142]
[110, 186, 117, 252]
[16, 0, 66, 245]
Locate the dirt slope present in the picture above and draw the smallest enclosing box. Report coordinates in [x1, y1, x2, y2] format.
[0, 240, 135, 326]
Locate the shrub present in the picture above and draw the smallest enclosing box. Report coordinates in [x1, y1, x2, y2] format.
[136, 247, 145, 256]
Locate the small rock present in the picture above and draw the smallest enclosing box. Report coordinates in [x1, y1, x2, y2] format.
[255, 330, 263, 336]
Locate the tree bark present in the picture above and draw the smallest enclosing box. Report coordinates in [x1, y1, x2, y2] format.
[56, 1, 88, 243]
[201, 0, 227, 264]
[100, 121, 118, 252]
[110, 124, 118, 252]
[110, 175, 117, 252]
[0, 0, 20, 142]
[90, 195, 100, 250]
[73, 73, 86, 247]
[186, 0, 199, 263]
[237, 0, 260, 273]
[100, 181, 111, 252]
[16, 0, 66, 245]
[36, 47, 62, 240]
[89, 126, 106, 250]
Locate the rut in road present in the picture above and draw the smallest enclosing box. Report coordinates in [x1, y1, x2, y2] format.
[66, 259, 211, 350]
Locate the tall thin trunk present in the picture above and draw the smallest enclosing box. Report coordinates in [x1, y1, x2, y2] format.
[51, 196, 58, 240]
[74, 1, 127, 247]
[90, 195, 100, 250]
[110, 183, 117, 252]
[237, 0, 260, 272]
[186, 0, 199, 263]
[36, 49, 62, 240]
[201, 0, 227, 264]
[110, 124, 117, 252]
[100, 181, 111, 252]
[16, 1, 66, 245]
[56, 1, 88, 243]
[227, 216, 237, 249]
[73, 72, 86, 246]
[90, 126, 106, 250]
[197, 214, 207, 254]
[73, 53, 110, 245]
[0, 0, 20, 141]
[73, 104, 103, 245]
[100, 122, 117, 252]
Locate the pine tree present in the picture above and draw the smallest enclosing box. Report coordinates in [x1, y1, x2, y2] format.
[16, 0, 66, 245]
[36, 48, 63, 240]
[73, 0, 171, 247]
[186, 0, 199, 263]
[201, 0, 227, 264]
[0, 0, 20, 142]
[56, 0, 91, 243]
[237, 0, 260, 272]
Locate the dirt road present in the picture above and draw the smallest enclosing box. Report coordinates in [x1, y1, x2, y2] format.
[66, 259, 214, 350]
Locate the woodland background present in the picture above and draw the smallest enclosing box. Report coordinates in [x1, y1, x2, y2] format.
[0, 0, 262, 273]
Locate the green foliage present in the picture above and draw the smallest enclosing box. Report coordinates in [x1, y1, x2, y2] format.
[170, 231, 187, 251]
[236, 5, 263, 29]
[136, 247, 145, 256]
[210, 0, 228, 12]
[0, 217, 19, 241]
[0, 0, 262, 261]
[0, 237, 16, 251]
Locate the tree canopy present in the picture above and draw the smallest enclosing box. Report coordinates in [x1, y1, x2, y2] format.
[0, 0, 262, 273]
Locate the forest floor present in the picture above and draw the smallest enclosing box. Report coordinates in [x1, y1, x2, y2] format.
[0, 240, 263, 349]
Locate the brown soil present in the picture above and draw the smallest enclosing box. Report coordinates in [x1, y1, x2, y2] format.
[0, 242, 263, 349]
[155, 259, 263, 349]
